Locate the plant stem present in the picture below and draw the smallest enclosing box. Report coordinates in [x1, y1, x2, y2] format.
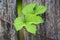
[17, 0, 25, 40]
[17, 0, 22, 16]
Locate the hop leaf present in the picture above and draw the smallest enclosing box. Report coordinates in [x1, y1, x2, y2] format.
[25, 24, 36, 35]
[22, 3, 47, 15]
[25, 14, 44, 24]
[14, 17, 37, 35]
[14, 3, 47, 35]
[14, 15, 44, 34]
[22, 3, 36, 15]
[34, 5, 47, 15]
[14, 17, 25, 31]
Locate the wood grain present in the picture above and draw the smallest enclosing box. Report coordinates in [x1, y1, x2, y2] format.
[0, 0, 60, 40]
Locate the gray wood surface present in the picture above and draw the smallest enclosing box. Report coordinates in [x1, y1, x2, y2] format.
[0, 0, 60, 40]
[0, 0, 18, 40]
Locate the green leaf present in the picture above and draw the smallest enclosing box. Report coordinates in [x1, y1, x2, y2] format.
[14, 17, 25, 31]
[35, 5, 47, 15]
[25, 14, 44, 24]
[25, 24, 36, 35]
[22, 3, 36, 15]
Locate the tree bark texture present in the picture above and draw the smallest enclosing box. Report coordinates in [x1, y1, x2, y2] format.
[0, 0, 60, 40]
[0, 0, 18, 40]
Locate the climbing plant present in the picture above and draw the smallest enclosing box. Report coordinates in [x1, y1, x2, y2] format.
[14, 3, 47, 35]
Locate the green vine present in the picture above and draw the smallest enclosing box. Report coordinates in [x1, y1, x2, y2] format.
[14, 3, 47, 35]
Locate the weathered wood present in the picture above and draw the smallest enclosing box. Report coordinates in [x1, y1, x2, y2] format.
[0, 0, 60, 40]
[0, 0, 18, 40]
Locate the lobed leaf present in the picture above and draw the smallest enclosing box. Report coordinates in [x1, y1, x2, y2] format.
[25, 24, 36, 35]
[22, 3, 36, 15]
[35, 5, 47, 15]
[14, 17, 25, 31]
[25, 14, 44, 24]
